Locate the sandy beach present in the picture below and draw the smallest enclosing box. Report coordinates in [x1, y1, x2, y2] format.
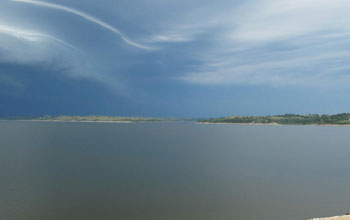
[310, 215, 350, 220]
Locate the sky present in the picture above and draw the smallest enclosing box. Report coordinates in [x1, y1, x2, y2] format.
[2, 0, 350, 117]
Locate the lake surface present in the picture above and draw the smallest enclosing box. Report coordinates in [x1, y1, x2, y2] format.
[1, 121, 350, 220]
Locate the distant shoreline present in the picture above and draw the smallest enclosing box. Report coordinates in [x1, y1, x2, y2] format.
[197, 122, 350, 127]
[0, 119, 179, 124]
[197, 122, 280, 126]
[2, 120, 350, 126]
[0, 116, 184, 123]
[3, 113, 350, 126]
[198, 113, 350, 126]
[14, 119, 133, 123]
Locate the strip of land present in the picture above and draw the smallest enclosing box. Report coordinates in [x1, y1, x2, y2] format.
[3, 114, 350, 125]
[0, 116, 183, 123]
[309, 215, 350, 220]
[198, 113, 350, 125]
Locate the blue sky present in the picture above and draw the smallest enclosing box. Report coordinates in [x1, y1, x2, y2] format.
[1, 0, 350, 117]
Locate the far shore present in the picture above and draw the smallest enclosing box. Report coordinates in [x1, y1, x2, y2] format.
[197, 122, 350, 127]
[197, 122, 280, 126]
[3, 120, 350, 126]
[1, 119, 187, 124]
[3, 119, 134, 123]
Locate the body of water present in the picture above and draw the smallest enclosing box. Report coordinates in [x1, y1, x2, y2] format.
[1, 121, 350, 220]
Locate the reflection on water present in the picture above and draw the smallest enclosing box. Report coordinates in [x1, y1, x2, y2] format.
[1, 121, 350, 220]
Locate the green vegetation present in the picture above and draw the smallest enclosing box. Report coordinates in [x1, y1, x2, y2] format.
[199, 113, 350, 125]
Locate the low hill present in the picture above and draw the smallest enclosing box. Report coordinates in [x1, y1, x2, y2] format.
[199, 113, 350, 125]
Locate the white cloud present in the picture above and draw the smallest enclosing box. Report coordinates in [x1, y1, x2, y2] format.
[0, 25, 103, 84]
[179, 52, 350, 86]
[0, 24, 81, 63]
[0, 23, 129, 94]
[6, 0, 350, 88]
[229, 0, 350, 42]
[147, 32, 194, 43]
[171, 0, 350, 87]
[11, 0, 154, 50]
[0, 24, 79, 51]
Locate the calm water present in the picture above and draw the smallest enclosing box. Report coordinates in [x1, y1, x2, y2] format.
[1, 121, 350, 220]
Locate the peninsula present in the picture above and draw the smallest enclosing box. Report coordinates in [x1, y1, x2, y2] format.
[0, 115, 183, 123]
[199, 113, 350, 125]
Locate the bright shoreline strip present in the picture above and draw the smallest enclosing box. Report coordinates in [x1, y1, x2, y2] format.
[309, 215, 350, 220]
